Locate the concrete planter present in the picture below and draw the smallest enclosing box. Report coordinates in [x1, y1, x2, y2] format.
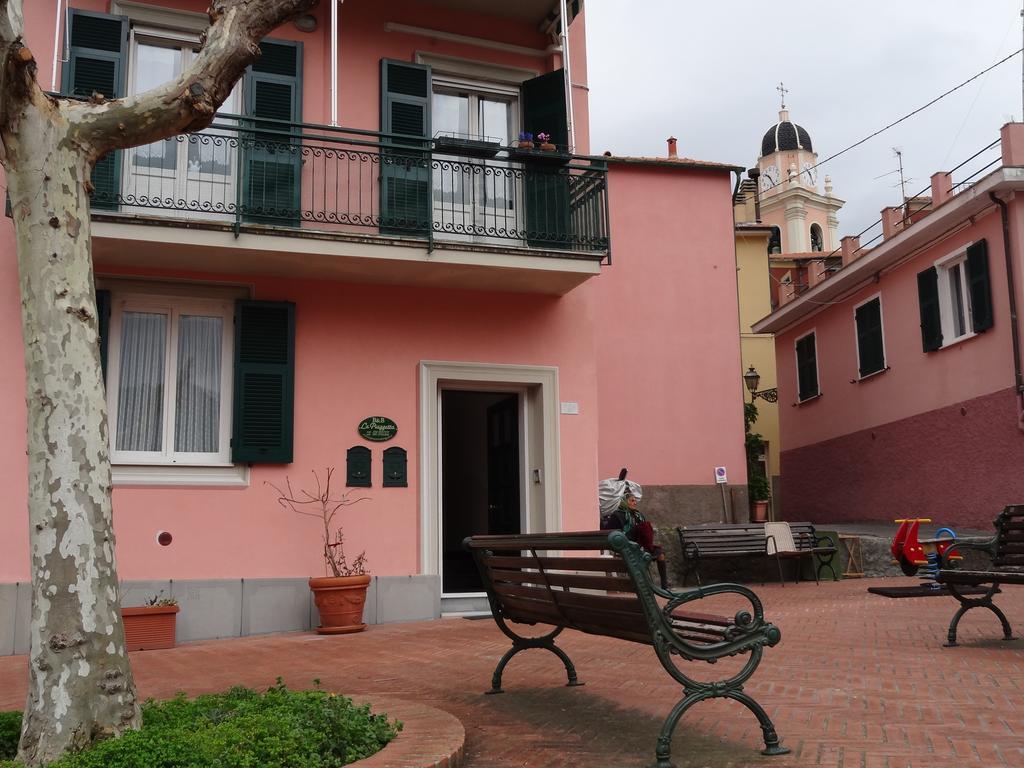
[122, 604, 179, 651]
[309, 574, 370, 634]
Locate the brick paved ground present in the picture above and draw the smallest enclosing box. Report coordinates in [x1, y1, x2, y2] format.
[3, 577, 1024, 767]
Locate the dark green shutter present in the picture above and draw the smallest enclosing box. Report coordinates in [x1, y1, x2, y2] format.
[855, 298, 885, 377]
[796, 333, 819, 401]
[917, 267, 943, 352]
[231, 300, 295, 463]
[521, 70, 571, 248]
[62, 10, 127, 211]
[379, 59, 431, 235]
[242, 40, 303, 226]
[967, 239, 994, 333]
[95, 289, 111, 383]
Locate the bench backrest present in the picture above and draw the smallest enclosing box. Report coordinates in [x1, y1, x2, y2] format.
[992, 505, 1024, 568]
[464, 531, 656, 645]
[678, 524, 767, 556]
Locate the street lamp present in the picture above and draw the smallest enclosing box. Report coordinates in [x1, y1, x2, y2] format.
[743, 366, 778, 403]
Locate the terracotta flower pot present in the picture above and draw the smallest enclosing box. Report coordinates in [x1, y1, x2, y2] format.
[751, 500, 769, 523]
[309, 574, 371, 635]
[539, 142, 557, 151]
[121, 604, 179, 651]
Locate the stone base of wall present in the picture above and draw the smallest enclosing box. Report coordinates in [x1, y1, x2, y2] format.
[641, 483, 750, 527]
[781, 387, 1024, 530]
[0, 575, 440, 656]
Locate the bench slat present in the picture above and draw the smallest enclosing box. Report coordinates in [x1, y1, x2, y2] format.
[484, 555, 628, 574]
[486, 566, 637, 593]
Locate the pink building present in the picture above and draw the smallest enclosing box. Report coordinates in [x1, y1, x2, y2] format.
[0, 0, 748, 653]
[753, 124, 1024, 529]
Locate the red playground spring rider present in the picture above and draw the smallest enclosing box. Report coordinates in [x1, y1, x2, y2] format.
[891, 518, 962, 585]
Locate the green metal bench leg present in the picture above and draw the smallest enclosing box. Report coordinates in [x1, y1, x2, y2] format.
[944, 601, 1014, 647]
[486, 636, 583, 694]
[725, 690, 790, 755]
[816, 559, 838, 582]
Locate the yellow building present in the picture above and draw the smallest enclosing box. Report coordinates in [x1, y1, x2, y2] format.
[734, 220, 780, 512]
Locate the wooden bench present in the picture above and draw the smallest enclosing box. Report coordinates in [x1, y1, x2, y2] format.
[936, 504, 1024, 647]
[464, 530, 789, 767]
[677, 522, 837, 586]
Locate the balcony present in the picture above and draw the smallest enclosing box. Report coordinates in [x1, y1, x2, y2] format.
[89, 115, 610, 295]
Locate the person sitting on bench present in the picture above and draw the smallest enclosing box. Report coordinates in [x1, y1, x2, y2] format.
[600, 476, 669, 589]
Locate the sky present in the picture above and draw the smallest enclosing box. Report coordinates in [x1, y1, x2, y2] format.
[586, 0, 1024, 239]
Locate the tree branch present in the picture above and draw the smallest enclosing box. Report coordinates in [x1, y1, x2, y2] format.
[69, 0, 317, 163]
[0, 0, 40, 143]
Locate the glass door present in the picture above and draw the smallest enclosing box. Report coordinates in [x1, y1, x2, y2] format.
[431, 87, 517, 243]
[124, 36, 239, 220]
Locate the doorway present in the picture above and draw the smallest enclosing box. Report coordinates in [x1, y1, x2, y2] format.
[440, 390, 521, 594]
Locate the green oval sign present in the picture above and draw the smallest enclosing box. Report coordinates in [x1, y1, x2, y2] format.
[358, 416, 397, 442]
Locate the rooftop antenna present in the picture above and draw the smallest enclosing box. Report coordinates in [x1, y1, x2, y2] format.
[893, 147, 908, 204]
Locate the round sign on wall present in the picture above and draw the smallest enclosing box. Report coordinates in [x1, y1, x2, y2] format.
[358, 416, 397, 442]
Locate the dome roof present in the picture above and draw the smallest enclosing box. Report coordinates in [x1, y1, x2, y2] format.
[760, 109, 812, 157]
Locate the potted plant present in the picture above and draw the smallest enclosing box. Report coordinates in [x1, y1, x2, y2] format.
[536, 132, 556, 151]
[515, 131, 535, 149]
[744, 402, 770, 522]
[121, 592, 179, 651]
[268, 468, 370, 635]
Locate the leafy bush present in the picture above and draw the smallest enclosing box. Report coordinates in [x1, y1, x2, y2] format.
[0, 681, 400, 768]
[0, 710, 21, 760]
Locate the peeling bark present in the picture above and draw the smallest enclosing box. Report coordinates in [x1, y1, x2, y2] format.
[0, 0, 318, 764]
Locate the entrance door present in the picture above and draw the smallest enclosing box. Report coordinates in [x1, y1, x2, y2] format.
[441, 390, 521, 594]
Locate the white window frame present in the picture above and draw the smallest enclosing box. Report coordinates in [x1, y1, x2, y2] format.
[794, 328, 820, 403]
[934, 245, 976, 348]
[852, 293, 887, 381]
[123, 26, 240, 221]
[106, 292, 234, 467]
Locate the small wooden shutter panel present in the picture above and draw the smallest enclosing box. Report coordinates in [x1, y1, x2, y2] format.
[796, 334, 819, 401]
[967, 239, 994, 333]
[379, 59, 431, 235]
[917, 267, 943, 352]
[521, 69, 571, 249]
[95, 289, 111, 383]
[855, 298, 885, 377]
[63, 10, 128, 211]
[232, 300, 295, 463]
[242, 40, 303, 226]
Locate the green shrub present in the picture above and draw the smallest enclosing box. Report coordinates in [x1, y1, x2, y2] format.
[0, 710, 21, 760]
[0, 682, 400, 768]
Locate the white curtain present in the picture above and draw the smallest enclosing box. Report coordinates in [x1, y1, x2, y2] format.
[175, 315, 222, 453]
[116, 312, 167, 452]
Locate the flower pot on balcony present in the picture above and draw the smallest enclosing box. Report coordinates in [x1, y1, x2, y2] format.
[309, 574, 371, 634]
[539, 142, 557, 152]
[121, 604, 179, 651]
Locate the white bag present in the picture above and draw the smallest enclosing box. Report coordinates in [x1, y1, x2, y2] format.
[598, 476, 643, 517]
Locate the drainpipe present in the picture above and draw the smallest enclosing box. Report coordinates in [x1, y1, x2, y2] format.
[558, 0, 575, 150]
[50, 0, 65, 91]
[990, 192, 1024, 431]
[330, 0, 343, 126]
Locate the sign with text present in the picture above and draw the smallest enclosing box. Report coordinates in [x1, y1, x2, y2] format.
[358, 416, 398, 442]
[714, 466, 728, 484]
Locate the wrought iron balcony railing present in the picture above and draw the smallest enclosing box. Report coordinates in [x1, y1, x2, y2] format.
[90, 114, 610, 256]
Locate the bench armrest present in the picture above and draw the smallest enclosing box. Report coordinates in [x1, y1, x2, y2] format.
[937, 536, 998, 569]
[814, 533, 837, 552]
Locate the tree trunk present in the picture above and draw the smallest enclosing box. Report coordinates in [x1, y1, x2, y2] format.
[7, 93, 140, 766]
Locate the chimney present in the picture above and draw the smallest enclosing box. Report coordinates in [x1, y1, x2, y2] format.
[930, 171, 953, 207]
[840, 235, 861, 267]
[881, 207, 904, 239]
[747, 168, 762, 222]
[667, 137, 678, 159]
[807, 260, 826, 287]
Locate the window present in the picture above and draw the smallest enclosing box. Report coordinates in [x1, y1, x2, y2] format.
[124, 32, 241, 218]
[431, 83, 518, 239]
[107, 294, 234, 465]
[917, 239, 993, 352]
[854, 296, 885, 378]
[810, 223, 823, 252]
[768, 226, 782, 255]
[795, 332, 819, 402]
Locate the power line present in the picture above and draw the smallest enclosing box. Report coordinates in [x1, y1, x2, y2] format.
[756, 47, 1023, 196]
